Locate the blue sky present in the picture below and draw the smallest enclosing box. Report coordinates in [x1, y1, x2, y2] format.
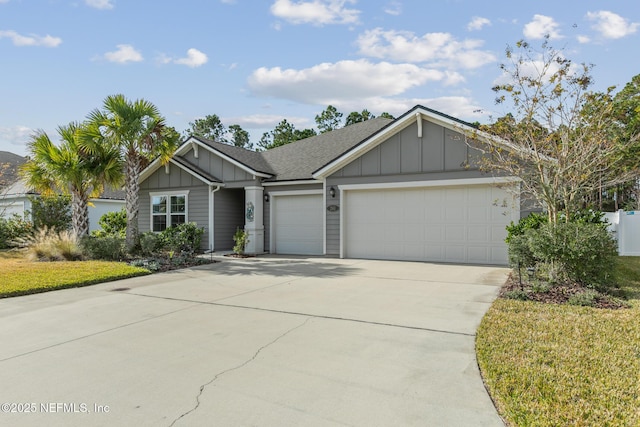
[1, 0, 639, 155]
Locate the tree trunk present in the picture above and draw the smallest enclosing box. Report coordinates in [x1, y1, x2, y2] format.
[71, 190, 89, 238]
[125, 153, 141, 249]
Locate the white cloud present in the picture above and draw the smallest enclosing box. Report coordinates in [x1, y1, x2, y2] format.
[356, 28, 496, 69]
[467, 16, 491, 31]
[384, 1, 401, 16]
[0, 126, 34, 150]
[248, 59, 464, 105]
[523, 14, 562, 40]
[224, 114, 312, 129]
[0, 0, 10, 4]
[0, 30, 62, 47]
[85, 0, 114, 10]
[270, 0, 360, 26]
[102, 44, 143, 63]
[157, 48, 208, 68]
[174, 48, 208, 68]
[577, 35, 591, 44]
[492, 53, 579, 88]
[586, 10, 639, 39]
[309, 95, 485, 121]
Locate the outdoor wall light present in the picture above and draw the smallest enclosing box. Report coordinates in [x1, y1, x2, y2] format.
[264, 193, 269, 202]
[329, 186, 336, 198]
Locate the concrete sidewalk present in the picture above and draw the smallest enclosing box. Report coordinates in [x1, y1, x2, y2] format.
[0, 257, 507, 426]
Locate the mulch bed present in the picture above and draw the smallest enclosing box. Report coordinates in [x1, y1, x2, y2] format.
[500, 273, 628, 309]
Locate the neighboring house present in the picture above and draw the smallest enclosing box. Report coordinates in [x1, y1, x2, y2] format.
[0, 178, 125, 233]
[139, 105, 522, 265]
[0, 151, 26, 186]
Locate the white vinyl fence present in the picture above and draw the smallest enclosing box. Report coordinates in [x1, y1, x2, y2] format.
[604, 210, 640, 256]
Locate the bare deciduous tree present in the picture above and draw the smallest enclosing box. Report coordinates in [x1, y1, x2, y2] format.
[466, 38, 639, 223]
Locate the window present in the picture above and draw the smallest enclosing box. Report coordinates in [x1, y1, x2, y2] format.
[151, 192, 188, 232]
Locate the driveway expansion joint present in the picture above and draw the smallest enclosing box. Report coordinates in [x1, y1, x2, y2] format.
[168, 317, 311, 427]
[127, 292, 476, 337]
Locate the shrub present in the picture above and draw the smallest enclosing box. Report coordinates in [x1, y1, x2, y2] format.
[0, 214, 33, 249]
[503, 289, 530, 301]
[159, 222, 204, 255]
[15, 227, 83, 261]
[138, 232, 162, 257]
[527, 222, 617, 287]
[92, 208, 126, 238]
[81, 236, 126, 261]
[507, 233, 537, 268]
[505, 212, 547, 244]
[29, 194, 72, 231]
[560, 209, 607, 225]
[568, 289, 599, 307]
[233, 227, 249, 255]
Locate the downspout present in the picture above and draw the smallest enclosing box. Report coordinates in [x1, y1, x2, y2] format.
[209, 185, 222, 252]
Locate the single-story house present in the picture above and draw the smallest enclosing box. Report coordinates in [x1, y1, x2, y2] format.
[0, 178, 126, 233]
[139, 105, 523, 265]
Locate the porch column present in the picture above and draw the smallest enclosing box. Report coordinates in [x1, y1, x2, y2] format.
[244, 186, 264, 254]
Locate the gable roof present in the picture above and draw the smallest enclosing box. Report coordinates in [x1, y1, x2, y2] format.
[139, 118, 393, 184]
[312, 105, 483, 179]
[170, 156, 223, 185]
[139, 105, 495, 185]
[191, 136, 276, 176]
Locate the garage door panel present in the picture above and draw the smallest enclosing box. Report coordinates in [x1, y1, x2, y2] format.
[468, 226, 489, 241]
[273, 194, 323, 255]
[468, 246, 490, 263]
[445, 225, 465, 241]
[445, 246, 465, 263]
[345, 184, 515, 265]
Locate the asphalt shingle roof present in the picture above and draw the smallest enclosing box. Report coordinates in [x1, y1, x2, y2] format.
[0, 151, 26, 188]
[191, 136, 276, 176]
[186, 119, 392, 182]
[260, 117, 393, 181]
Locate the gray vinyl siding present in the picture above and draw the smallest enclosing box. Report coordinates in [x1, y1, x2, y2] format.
[141, 163, 207, 189]
[262, 183, 323, 253]
[139, 165, 210, 250]
[214, 188, 244, 251]
[183, 148, 254, 182]
[324, 120, 494, 256]
[331, 121, 484, 179]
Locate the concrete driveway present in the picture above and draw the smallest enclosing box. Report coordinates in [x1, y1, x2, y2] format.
[0, 256, 508, 427]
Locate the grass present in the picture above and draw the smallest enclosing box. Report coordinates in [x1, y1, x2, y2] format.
[476, 257, 640, 426]
[0, 250, 150, 298]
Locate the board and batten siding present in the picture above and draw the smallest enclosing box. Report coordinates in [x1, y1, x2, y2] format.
[324, 120, 492, 256]
[182, 148, 254, 182]
[139, 164, 210, 250]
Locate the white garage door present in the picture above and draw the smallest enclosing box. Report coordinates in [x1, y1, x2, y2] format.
[273, 194, 323, 255]
[344, 185, 517, 265]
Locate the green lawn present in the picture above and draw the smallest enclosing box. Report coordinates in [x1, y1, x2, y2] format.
[476, 257, 640, 426]
[0, 251, 150, 298]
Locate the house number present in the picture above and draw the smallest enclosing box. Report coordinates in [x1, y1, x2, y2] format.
[246, 202, 254, 222]
[327, 205, 339, 212]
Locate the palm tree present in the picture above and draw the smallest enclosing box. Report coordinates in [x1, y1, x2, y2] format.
[21, 123, 122, 238]
[83, 94, 179, 248]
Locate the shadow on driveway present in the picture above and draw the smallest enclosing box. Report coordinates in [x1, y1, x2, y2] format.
[185, 255, 365, 279]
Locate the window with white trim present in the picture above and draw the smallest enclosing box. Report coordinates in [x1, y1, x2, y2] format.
[151, 192, 188, 232]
